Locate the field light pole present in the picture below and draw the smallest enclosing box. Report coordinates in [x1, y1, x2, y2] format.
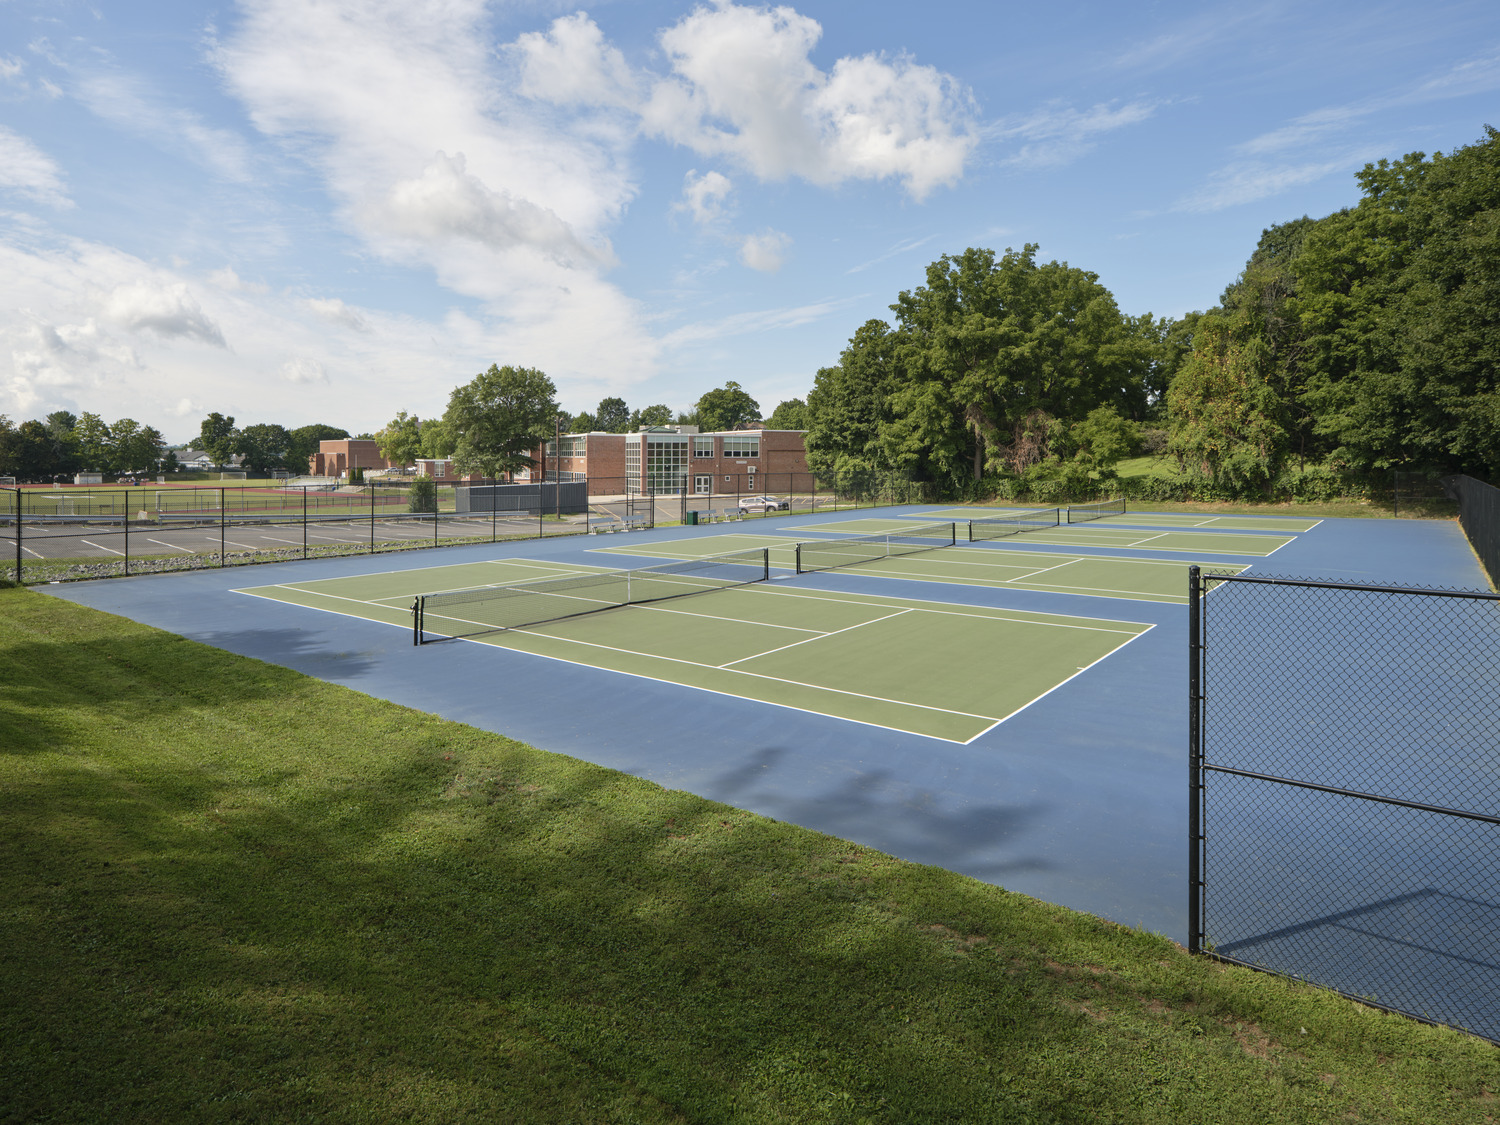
[554, 413, 565, 519]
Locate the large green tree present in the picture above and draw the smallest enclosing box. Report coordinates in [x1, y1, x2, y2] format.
[198, 413, 240, 466]
[74, 413, 113, 472]
[374, 411, 424, 467]
[765, 398, 810, 430]
[238, 423, 293, 473]
[804, 321, 905, 477]
[110, 419, 166, 473]
[884, 245, 1153, 491]
[443, 364, 559, 478]
[594, 397, 630, 433]
[632, 404, 674, 429]
[695, 382, 761, 433]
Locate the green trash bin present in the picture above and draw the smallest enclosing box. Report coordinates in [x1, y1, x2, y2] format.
[684, 510, 699, 526]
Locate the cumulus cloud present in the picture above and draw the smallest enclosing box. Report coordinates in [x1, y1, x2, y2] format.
[512, 12, 636, 109]
[207, 267, 269, 294]
[213, 0, 657, 391]
[639, 4, 976, 200]
[304, 297, 368, 331]
[678, 169, 733, 225]
[374, 151, 613, 267]
[0, 56, 23, 83]
[0, 126, 71, 208]
[739, 229, 790, 272]
[100, 281, 227, 347]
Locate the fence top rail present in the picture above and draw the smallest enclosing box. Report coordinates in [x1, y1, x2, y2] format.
[1197, 569, 1499, 602]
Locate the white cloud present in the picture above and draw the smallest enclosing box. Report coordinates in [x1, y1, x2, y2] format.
[0, 126, 71, 208]
[280, 356, 327, 384]
[738, 229, 790, 272]
[214, 0, 658, 392]
[989, 100, 1159, 170]
[512, 12, 637, 109]
[304, 297, 368, 332]
[1173, 156, 1369, 213]
[207, 267, 269, 294]
[678, 169, 733, 225]
[845, 234, 935, 275]
[639, 4, 976, 201]
[0, 56, 23, 83]
[70, 68, 254, 182]
[100, 281, 227, 347]
[374, 151, 613, 268]
[661, 295, 860, 348]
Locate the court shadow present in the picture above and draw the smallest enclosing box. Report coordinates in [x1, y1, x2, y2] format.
[701, 745, 1054, 880]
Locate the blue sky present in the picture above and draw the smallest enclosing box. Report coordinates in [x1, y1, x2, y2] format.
[1, 0, 1497, 442]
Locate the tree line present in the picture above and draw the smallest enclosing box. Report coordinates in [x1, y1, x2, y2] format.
[0, 412, 170, 482]
[798, 126, 1500, 501]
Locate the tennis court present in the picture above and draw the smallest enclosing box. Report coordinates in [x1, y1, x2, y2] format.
[236, 560, 1152, 743]
[593, 534, 1245, 603]
[908, 505, 1320, 533]
[779, 518, 1293, 557]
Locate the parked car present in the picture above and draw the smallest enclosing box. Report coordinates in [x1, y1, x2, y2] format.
[738, 495, 789, 513]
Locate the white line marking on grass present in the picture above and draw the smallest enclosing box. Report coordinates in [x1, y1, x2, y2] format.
[716, 609, 909, 667]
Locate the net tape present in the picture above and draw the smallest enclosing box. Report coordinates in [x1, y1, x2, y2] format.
[968, 508, 1059, 542]
[1066, 497, 1126, 523]
[416, 546, 769, 640]
[795, 521, 955, 574]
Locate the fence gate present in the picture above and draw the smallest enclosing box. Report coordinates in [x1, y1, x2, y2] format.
[1189, 568, 1500, 1043]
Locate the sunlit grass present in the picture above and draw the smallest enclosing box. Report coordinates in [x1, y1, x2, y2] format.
[2, 587, 1495, 1122]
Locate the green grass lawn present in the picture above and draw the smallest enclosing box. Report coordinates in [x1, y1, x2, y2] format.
[2, 587, 1496, 1122]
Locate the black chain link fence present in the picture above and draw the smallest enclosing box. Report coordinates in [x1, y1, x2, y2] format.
[1447, 474, 1500, 589]
[1189, 568, 1500, 1043]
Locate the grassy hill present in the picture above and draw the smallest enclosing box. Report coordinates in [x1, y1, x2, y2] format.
[2, 587, 1495, 1122]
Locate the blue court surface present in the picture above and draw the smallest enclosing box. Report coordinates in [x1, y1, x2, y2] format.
[39, 505, 1490, 945]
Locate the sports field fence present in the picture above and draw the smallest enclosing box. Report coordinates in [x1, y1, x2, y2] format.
[0, 469, 930, 583]
[1445, 474, 1500, 589]
[1189, 567, 1500, 1044]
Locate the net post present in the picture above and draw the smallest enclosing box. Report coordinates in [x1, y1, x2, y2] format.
[412, 597, 422, 645]
[1188, 564, 1204, 956]
[761, 546, 769, 581]
[948, 521, 955, 546]
[967, 519, 975, 543]
[795, 542, 803, 574]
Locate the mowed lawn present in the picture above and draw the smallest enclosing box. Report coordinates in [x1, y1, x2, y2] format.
[1, 587, 1496, 1123]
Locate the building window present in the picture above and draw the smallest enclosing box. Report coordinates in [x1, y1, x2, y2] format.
[645, 434, 689, 495]
[693, 437, 714, 458]
[694, 475, 712, 494]
[626, 437, 641, 491]
[721, 436, 759, 458]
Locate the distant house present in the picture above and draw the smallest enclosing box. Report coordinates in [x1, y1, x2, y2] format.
[176, 449, 218, 470]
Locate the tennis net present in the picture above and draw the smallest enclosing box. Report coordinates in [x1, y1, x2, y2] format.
[795, 522, 955, 574]
[1067, 498, 1126, 523]
[968, 508, 1060, 542]
[413, 547, 769, 643]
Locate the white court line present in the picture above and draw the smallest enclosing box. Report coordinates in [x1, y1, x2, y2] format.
[744, 581, 1154, 631]
[235, 578, 1143, 744]
[501, 626, 1001, 722]
[716, 609, 910, 668]
[633, 601, 824, 633]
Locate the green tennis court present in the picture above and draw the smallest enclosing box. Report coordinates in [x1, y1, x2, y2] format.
[1086, 512, 1321, 531]
[235, 566, 1152, 742]
[593, 535, 1242, 603]
[779, 518, 1292, 556]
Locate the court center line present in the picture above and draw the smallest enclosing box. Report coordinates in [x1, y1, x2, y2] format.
[716, 609, 912, 668]
[742, 581, 1156, 629]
